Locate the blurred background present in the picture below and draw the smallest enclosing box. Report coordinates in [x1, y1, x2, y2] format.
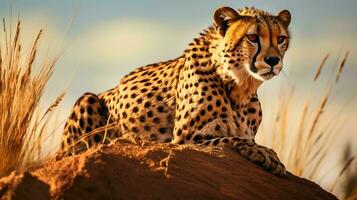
[0, 0, 356, 198]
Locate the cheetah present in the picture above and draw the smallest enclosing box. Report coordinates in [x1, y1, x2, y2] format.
[60, 6, 291, 176]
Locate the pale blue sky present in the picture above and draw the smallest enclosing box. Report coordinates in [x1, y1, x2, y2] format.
[1, 0, 356, 95]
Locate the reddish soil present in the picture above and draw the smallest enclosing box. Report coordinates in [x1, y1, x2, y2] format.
[0, 140, 337, 200]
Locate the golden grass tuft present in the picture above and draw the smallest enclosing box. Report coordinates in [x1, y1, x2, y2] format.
[259, 52, 355, 198]
[0, 19, 62, 177]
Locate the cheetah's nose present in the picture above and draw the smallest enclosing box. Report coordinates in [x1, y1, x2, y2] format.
[264, 56, 280, 68]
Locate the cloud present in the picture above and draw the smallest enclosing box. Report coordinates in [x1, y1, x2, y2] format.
[65, 19, 196, 67]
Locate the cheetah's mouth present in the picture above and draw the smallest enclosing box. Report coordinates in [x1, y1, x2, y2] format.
[245, 64, 278, 81]
[259, 71, 277, 80]
[261, 71, 276, 77]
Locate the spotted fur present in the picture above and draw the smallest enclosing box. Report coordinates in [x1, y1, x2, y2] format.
[61, 7, 291, 176]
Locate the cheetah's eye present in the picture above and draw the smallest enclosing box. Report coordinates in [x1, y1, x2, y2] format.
[247, 34, 259, 43]
[277, 36, 286, 44]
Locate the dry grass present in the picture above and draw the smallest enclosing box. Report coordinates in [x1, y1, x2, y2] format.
[259, 52, 355, 198]
[0, 19, 62, 177]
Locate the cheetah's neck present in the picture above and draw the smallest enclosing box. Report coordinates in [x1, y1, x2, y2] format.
[183, 26, 262, 104]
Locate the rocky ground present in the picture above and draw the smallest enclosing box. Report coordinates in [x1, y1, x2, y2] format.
[0, 140, 337, 200]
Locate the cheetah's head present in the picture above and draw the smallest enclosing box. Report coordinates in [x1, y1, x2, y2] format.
[213, 7, 291, 82]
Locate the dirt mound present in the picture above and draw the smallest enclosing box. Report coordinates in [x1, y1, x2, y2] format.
[0, 140, 337, 200]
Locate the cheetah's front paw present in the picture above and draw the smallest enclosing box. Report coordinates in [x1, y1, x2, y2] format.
[235, 142, 286, 176]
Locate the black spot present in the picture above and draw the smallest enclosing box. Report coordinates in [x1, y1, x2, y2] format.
[139, 115, 146, 122]
[122, 112, 127, 119]
[199, 98, 205, 104]
[130, 93, 137, 99]
[139, 78, 149, 83]
[184, 111, 189, 119]
[144, 102, 151, 108]
[69, 125, 74, 133]
[153, 117, 160, 124]
[156, 95, 164, 101]
[189, 119, 195, 127]
[87, 118, 93, 125]
[88, 97, 95, 104]
[183, 124, 188, 130]
[147, 93, 154, 98]
[220, 114, 227, 118]
[181, 133, 190, 140]
[144, 82, 152, 87]
[137, 98, 143, 104]
[205, 135, 214, 140]
[207, 96, 212, 101]
[157, 106, 165, 113]
[215, 125, 220, 131]
[207, 105, 213, 111]
[147, 111, 154, 118]
[216, 100, 221, 107]
[193, 134, 203, 142]
[132, 107, 138, 113]
[94, 134, 101, 143]
[123, 123, 128, 130]
[200, 110, 206, 116]
[144, 126, 151, 131]
[131, 127, 139, 133]
[250, 97, 259, 102]
[177, 129, 182, 136]
[253, 126, 258, 133]
[86, 127, 92, 133]
[159, 128, 166, 134]
[248, 108, 256, 114]
[212, 139, 220, 146]
[251, 119, 256, 125]
[80, 107, 85, 114]
[222, 106, 227, 112]
[79, 119, 84, 129]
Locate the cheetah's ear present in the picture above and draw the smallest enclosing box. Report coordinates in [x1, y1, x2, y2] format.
[214, 7, 240, 37]
[277, 10, 291, 27]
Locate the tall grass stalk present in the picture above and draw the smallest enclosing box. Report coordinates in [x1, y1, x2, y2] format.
[0, 19, 62, 177]
[260, 52, 355, 197]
